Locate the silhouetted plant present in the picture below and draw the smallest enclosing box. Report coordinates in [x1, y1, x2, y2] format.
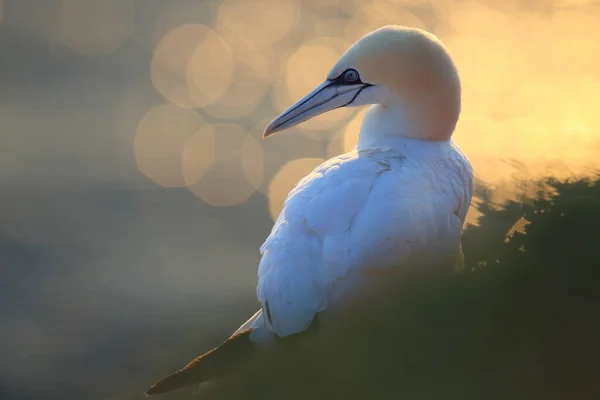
[146, 175, 600, 400]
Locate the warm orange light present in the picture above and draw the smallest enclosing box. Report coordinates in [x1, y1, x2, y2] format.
[186, 123, 264, 207]
[134, 105, 205, 187]
[134, 1, 600, 213]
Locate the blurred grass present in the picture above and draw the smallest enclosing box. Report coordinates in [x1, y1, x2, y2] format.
[150, 174, 600, 400]
[4, 175, 599, 399]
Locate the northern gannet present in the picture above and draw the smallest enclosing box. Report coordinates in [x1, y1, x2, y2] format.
[146, 25, 473, 396]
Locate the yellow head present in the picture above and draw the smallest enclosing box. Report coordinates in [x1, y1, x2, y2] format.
[264, 25, 461, 141]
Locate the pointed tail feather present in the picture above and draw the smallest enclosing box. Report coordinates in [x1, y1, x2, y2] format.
[145, 330, 257, 396]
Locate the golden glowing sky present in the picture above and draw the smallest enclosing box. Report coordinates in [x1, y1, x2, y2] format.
[41, 0, 600, 222]
[1, 2, 599, 393]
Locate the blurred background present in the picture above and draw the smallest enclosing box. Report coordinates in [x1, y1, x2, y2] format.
[1, 0, 599, 398]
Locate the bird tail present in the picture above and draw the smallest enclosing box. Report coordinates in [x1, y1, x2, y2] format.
[145, 329, 257, 396]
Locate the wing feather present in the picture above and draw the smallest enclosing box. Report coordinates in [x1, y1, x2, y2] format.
[257, 145, 472, 338]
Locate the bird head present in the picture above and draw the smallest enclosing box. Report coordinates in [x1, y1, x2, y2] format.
[264, 25, 461, 141]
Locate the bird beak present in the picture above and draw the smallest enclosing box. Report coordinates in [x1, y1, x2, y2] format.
[263, 80, 370, 138]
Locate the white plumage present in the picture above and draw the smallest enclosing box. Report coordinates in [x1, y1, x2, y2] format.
[146, 25, 475, 396]
[234, 25, 475, 343]
[236, 26, 473, 342]
[243, 134, 472, 341]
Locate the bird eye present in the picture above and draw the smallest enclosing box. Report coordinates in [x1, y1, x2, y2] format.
[342, 69, 359, 83]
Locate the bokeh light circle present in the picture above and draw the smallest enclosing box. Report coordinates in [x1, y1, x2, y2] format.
[134, 104, 205, 187]
[251, 119, 327, 196]
[201, 57, 270, 119]
[181, 125, 216, 187]
[327, 108, 366, 158]
[151, 24, 234, 108]
[186, 32, 235, 107]
[186, 123, 264, 207]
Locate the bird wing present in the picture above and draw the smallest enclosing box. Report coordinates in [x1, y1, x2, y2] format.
[145, 145, 472, 395]
[256, 147, 472, 338]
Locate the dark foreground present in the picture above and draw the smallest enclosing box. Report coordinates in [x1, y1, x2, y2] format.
[148, 176, 600, 400]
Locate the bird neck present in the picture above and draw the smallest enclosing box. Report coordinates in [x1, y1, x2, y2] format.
[357, 89, 460, 149]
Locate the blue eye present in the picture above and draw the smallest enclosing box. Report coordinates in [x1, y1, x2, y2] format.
[343, 69, 359, 82]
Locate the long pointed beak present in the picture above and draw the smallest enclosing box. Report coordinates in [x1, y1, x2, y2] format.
[263, 80, 370, 138]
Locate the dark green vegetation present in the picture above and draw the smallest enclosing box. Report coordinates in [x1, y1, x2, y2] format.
[156, 176, 600, 400]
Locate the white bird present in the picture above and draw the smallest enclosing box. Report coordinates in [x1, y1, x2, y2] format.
[146, 25, 473, 396]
